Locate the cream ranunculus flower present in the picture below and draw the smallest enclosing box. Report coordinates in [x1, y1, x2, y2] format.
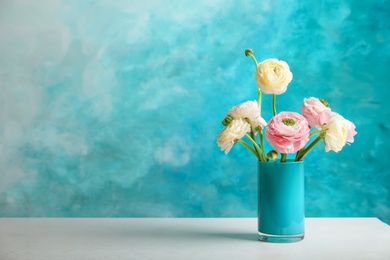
[255, 58, 293, 95]
[227, 100, 267, 133]
[324, 114, 348, 152]
[345, 119, 357, 143]
[217, 118, 251, 154]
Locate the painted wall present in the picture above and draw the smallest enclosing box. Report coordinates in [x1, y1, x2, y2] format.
[1, 0, 389, 223]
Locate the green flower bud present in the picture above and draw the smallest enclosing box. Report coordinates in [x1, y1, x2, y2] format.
[222, 115, 233, 126]
[245, 48, 254, 57]
[254, 125, 263, 132]
[267, 150, 278, 161]
[319, 98, 330, 108]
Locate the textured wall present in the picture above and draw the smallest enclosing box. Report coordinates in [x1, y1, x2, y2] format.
[0, 0, 389, 223]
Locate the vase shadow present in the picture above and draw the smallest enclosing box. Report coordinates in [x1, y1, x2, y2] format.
[206, 232, 257, 241]
[100, 223, 258, 242]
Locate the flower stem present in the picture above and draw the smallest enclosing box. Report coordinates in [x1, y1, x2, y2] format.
[272, 94, 277, 116]
[250, 131, 260, 160]
[281, 153, 287, 162]
[296, 136, 323, 161]
[248, 54, 258, 67]
[258, 89, 263, 116]
[237, 139, 260, 160]
[295, 147, 304, 161]
[309, 129, 323, 138]
[245, 134, 265, 161]
[259, 129, 266, 161]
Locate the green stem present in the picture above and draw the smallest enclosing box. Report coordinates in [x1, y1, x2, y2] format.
[309, 130, 323, 138]
[250, 131, 260, 160]
[249, 53, 262, 116]
[249, 54, 258, 67]
[245, 134, 265, 161]
[272, 94, 277, 116]
[259, 130, 266, 161]
[246, 52, 266, 161]
[295, 147, 304, 161]
[296, 130, 325, 160]
[258, 89, 263, 117]
[281, 153, 287, 162]
[250, 131, 256, 143]
[237, 139, 260, 160]
[296, 136, 323, 161]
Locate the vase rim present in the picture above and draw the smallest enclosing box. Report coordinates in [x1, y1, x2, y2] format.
[258, 159, 303, 164]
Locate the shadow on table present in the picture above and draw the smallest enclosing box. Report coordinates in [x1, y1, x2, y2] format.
[205, 232, 258, 241]
[121, 229, 259, 242]
[84, 222, 259, 242]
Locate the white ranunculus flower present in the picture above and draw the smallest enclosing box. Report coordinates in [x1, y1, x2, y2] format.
[324, 114, 348, 152]
[217, 118, 251, 154]
[251, 117, 268, 131]
[255, 58, 293, 95]
[227, 100, 267, 132]
[345, 119, 357, 143]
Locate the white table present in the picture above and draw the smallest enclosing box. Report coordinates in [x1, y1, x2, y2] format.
[0, 218, 389, 259]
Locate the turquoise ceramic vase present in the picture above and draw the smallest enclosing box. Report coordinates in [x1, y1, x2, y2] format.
[258, 160, 305, 243]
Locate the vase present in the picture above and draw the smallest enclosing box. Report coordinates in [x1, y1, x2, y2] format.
[258, 160, 305, 243]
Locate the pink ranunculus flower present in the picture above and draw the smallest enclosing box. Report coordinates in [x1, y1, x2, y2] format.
[301, 97, 333, 128]
[266, 112, 310, 154]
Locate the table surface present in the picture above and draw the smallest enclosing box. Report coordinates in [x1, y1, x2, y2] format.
[0, 218, 390, 260]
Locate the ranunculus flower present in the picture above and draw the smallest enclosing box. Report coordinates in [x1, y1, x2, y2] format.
[266, 112, 310, 153]
[227, 100, 267, 132]
[324, 114, 348, 152]
[217, 118, 251, 154]
[345, 119, 357, 143]
[324, 114, 357, 152]
[255, 59, 293, 95]
[301, 97, 333, 128]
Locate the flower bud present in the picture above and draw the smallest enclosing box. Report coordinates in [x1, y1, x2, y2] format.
[254, 125, 263, 132]
[245, 48, 254, 57]
[267, 150, 278, 161]
[222, 115, 233, 126]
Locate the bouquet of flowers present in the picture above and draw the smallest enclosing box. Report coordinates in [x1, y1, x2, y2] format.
[217, 49, 357, 162]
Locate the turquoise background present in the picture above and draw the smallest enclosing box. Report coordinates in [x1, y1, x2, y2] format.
[1, 0, 389, 224]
